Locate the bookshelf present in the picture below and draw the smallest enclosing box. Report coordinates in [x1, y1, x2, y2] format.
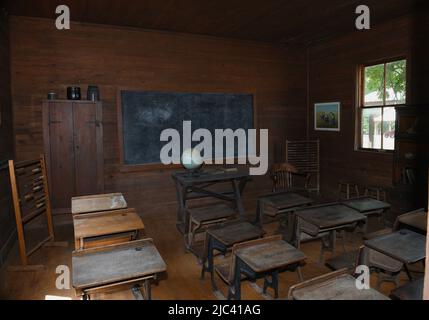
[392, 106, 429, 212]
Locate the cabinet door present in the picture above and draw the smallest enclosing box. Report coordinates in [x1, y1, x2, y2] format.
[73, 102, 103, 196]
[47, 102, 75, 210]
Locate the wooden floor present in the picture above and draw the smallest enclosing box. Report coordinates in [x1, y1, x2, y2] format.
[0, 202, 418, 300]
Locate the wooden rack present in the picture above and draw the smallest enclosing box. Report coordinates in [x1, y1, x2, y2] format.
[8, 155, 66, 271]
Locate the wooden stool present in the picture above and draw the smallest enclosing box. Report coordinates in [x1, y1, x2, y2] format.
[364, 186, 387, 201]
[337, 181, 360, 200]
[187, 204, 236, 250]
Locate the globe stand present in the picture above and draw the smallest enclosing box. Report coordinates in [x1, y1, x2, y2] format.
[185, 166, 203, 177]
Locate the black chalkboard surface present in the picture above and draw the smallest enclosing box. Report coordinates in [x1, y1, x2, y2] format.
[120, 90, 254, 165]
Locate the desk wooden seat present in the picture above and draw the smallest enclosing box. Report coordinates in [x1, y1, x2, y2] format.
[72, 239, 166, 300]
[73, 208, 145, 250]
[364, 208, 427, 240]
[288, 269, 390, 300]
[186, 204, 237, 250]
[202, 221, 264, 293]
[363, 228, 392, 240]
[214, 260, 246, 283]
[71, 193, 127, 215]
[397, 209, 427, 233]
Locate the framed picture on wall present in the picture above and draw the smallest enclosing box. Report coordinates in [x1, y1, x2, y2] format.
[314, 102, 340, 131]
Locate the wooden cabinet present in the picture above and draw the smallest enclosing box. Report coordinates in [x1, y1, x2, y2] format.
[42, 100, 104, 213]
[392, 106, 429, 212]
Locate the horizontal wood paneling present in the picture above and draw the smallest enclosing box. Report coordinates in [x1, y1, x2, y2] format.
[307, 14, 421, 201]
[0, 11, 15, 265]
[10, 16, 307, 215]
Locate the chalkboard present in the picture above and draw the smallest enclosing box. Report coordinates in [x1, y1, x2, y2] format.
[120, 90, 254, 165]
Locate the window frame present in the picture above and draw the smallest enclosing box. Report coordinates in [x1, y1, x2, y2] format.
[356, 56, 408, 153]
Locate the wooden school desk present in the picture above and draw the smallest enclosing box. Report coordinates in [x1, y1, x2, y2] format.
[73, 208, 145, 250]
[295, 203, 366, 263]
[365, 229, 426, 280]
[255, 191, 313, 225]
[230, 237, 306, 300]
[72, 239, 166, 300]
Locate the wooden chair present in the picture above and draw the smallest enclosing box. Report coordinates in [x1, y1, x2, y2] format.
[338, 181, 360, 200]
[8, 155, 67, 271]
[364, 186, 387, 201]
[270, 163, 310, 192]
[285, 139, 320, 194]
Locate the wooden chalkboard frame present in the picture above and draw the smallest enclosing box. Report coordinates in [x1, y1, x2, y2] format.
[117, 88, 258, 172]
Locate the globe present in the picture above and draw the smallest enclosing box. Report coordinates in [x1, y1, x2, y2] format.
[181, 148, 203, 171]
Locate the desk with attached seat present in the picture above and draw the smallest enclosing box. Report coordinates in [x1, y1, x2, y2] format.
[72, 239, 166, 300]
[295, 203, 366, 263]
[230, 236, 306, 300]
[73, 208, 145, 250]
[201, 220, 265, 294]
[364, 229, 426, 280]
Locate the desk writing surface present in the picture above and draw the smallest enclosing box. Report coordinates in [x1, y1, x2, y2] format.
[365, 229, 426, 264]
[342, 197, 390, 213]
[72, 239, 166, 289]
[259, 192, 313, 210]
[235, 240, 306, 273]
[398, 211, 427, 232]
[73, 209, 144, 239]
[292, 274, 389, 300]
[296, 204, 366, 229]
[208, 221, 264, 246]
[71, 193, 127, 214]
[172, 167, 249, 184]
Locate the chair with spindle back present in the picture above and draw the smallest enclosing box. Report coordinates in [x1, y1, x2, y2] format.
[8, 154, 65, 271]
[270, 162, 310, 192]
[285, 139, 320, 194]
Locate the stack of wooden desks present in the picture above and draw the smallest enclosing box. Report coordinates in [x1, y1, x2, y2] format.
[71, 193, 166, 300]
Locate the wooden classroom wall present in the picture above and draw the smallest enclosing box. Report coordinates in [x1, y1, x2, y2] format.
[9, 16, 307, 215]
[0, 11, 15, 265]
[307, 14, 417, 198]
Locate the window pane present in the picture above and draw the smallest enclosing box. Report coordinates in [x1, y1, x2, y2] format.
[361, 108, 382, 149]
[385, 60, 406, 105]
[382, 107, 396, 150]
[364, 64, 384, 106]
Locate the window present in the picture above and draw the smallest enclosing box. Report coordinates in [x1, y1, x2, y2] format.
[358, 59, 406, 151]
